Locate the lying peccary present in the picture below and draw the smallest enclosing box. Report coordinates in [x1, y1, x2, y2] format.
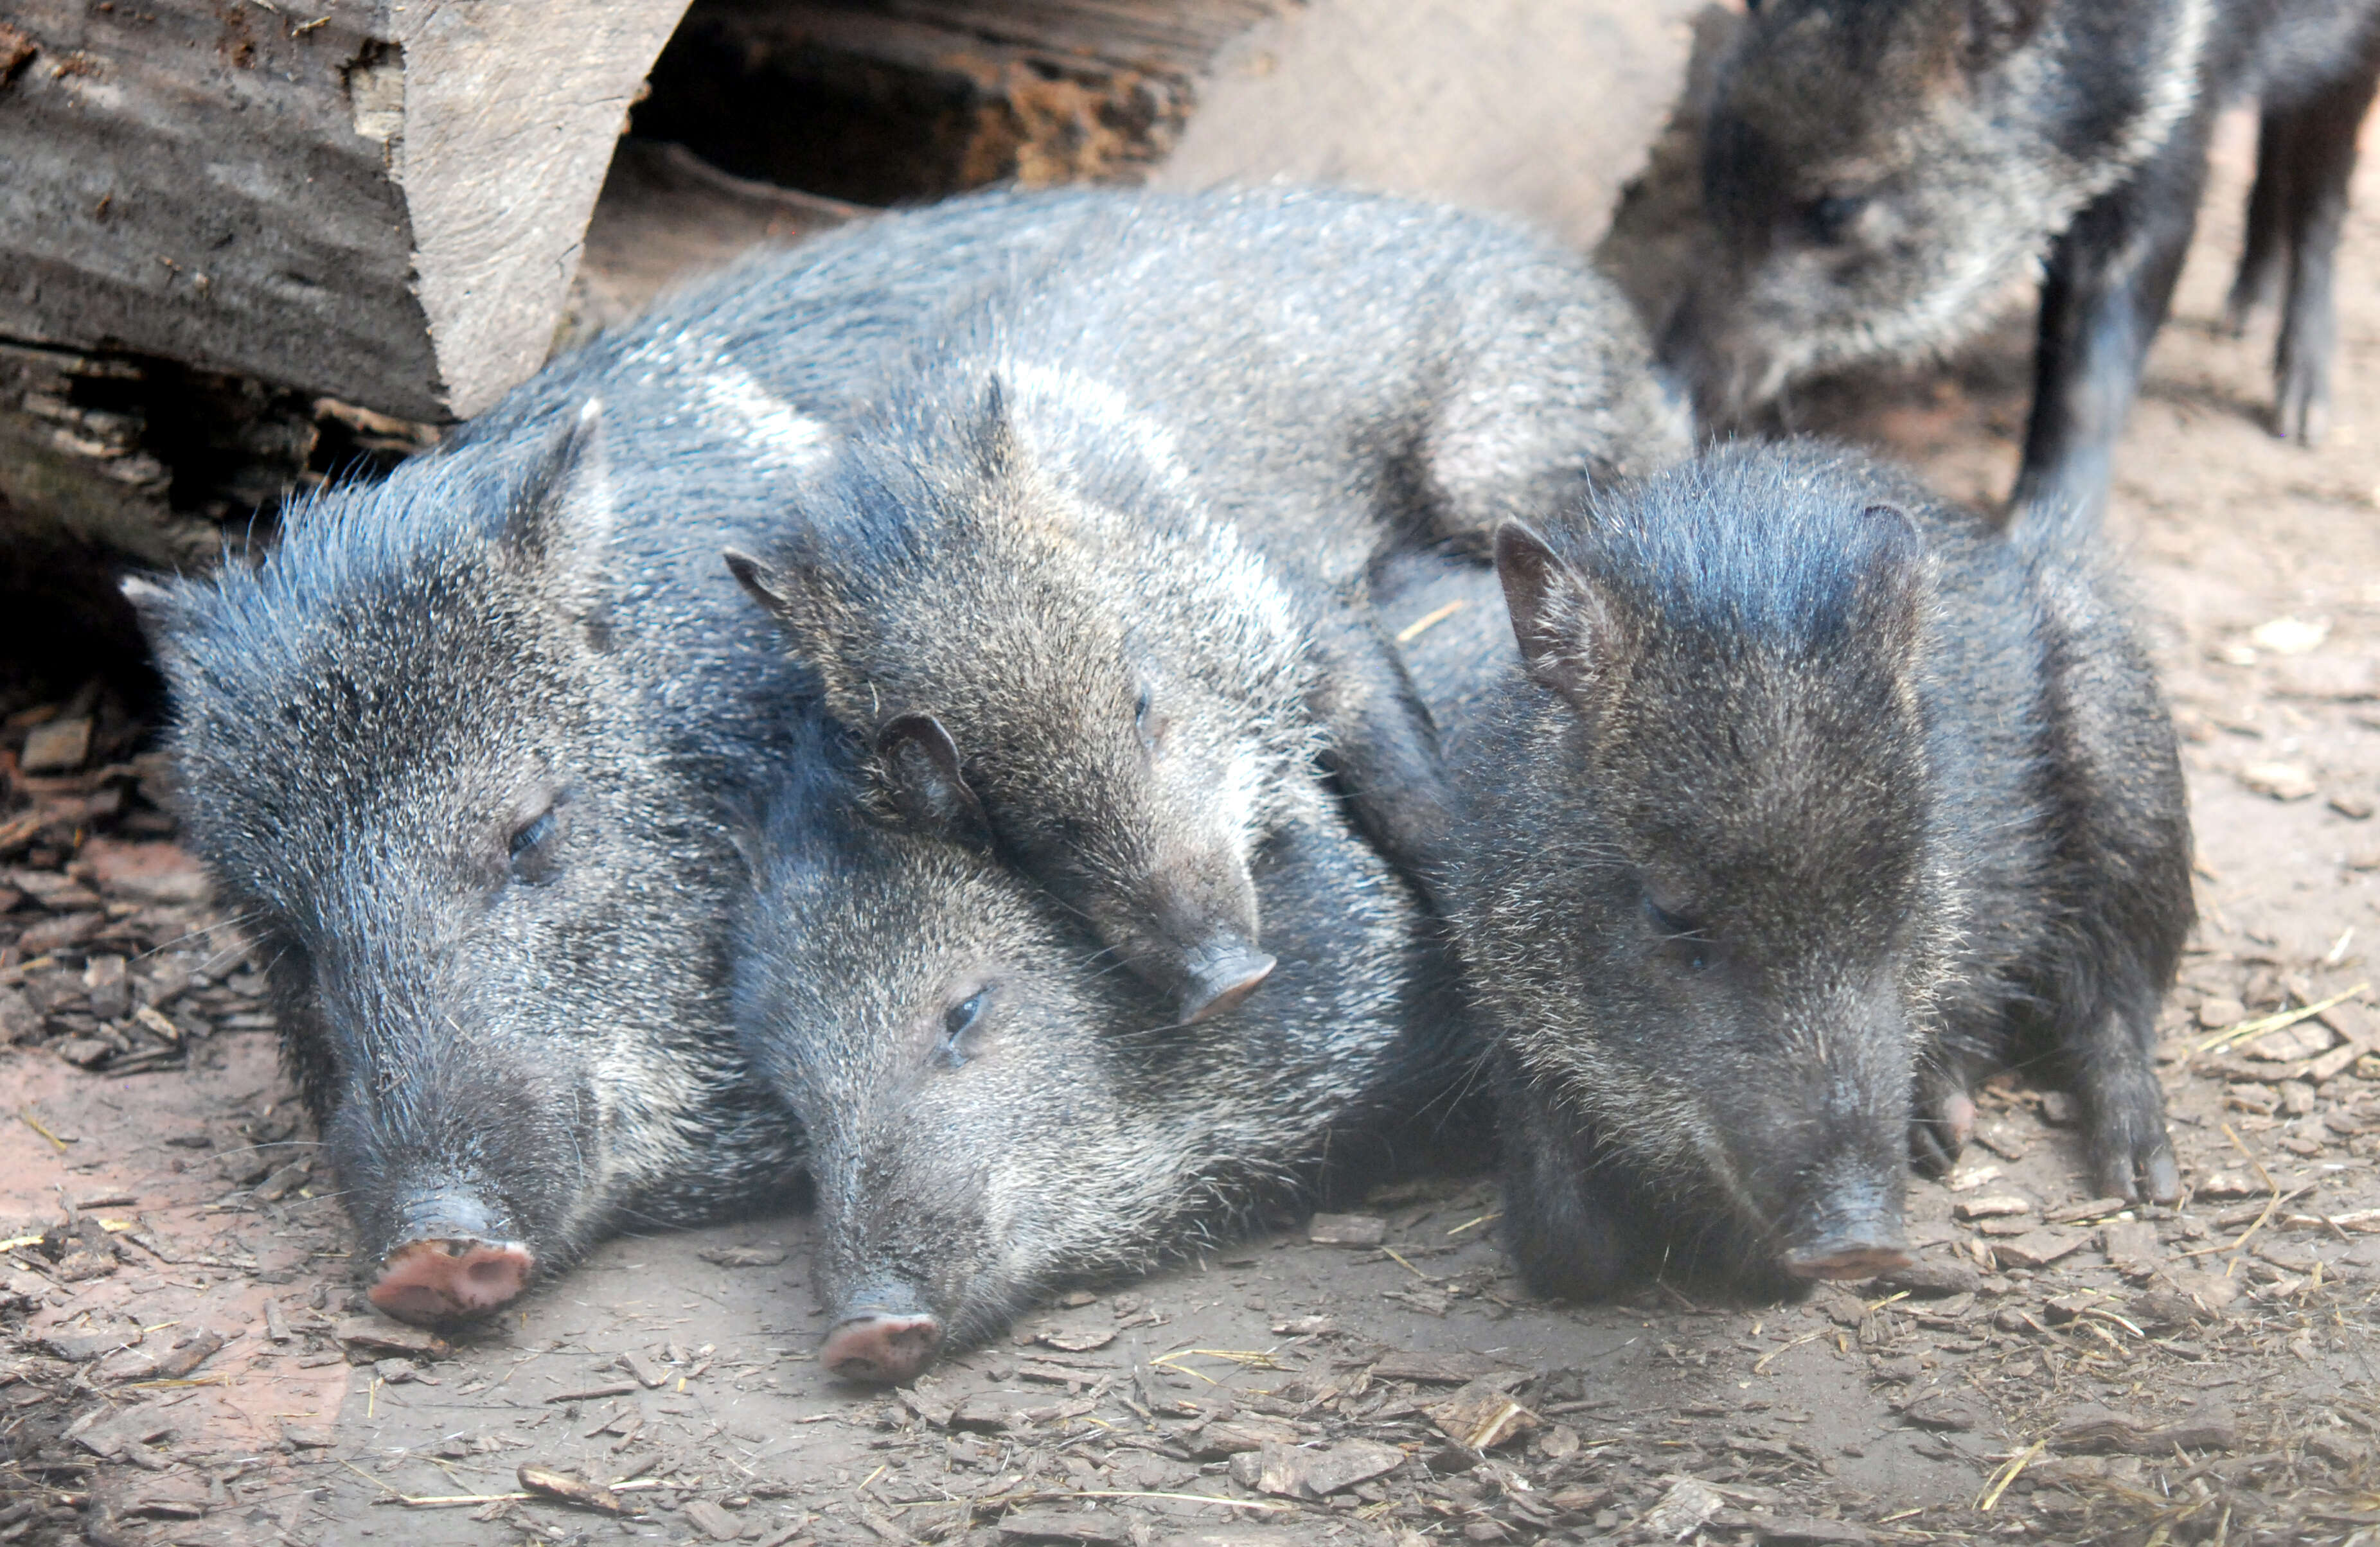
[1666, 0, 2380, 523]
[1451, 441, 2192, 1298]
[733, 712, 1478, 1384]
[120, 193, 1237, 1322]
[729, 185, 1684, 1025]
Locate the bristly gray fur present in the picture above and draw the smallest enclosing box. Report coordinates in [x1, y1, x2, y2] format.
[1448, 440, 2193, 1299]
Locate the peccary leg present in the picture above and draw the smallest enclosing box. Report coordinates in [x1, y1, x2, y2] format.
[2223, 111, 2295, 336]
[1910, 1062, 1978, 1179]
[1496, 1073, 1647, 1300]
[2269, 36, 2380, 446]
[2012, 109, 2216, 528]
[2061, 993, 2183, 1205]
[1308, 608, 1459, 901]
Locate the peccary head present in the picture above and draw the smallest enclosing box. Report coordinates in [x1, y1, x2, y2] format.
[1460, 446, 1944, 1289]
[130, 406, 790, 1322]
[1666, 0, 2192, 423]
[737, 749, 1428, 1384]
[729, 379, 1317, 1026]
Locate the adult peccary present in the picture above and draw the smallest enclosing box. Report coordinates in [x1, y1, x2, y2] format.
[1450, 441, 2192, 1299]
[728, 186, 1685, 1025]
[124, 189, 1401, 1323]
[732, 705, 1482, 1385]
[1664, 0, 2380, 524]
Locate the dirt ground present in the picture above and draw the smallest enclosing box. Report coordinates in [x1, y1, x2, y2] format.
[6, 109, 2380, 1547]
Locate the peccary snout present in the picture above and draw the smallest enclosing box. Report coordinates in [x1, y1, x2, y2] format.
[1779, 1162, 1911, 1282]
[1174, 935, 1277, 1025]
[368, 1191, 537, 1322]
[822, 1281, 945, 1384]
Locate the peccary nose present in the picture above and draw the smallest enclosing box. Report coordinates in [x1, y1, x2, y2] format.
[1782, 1236, 1912, 1281]
[367, 1193, 535, 1323]
[1779, 1158, 1910, 1281]
[1173, 938, 1277, 1025]
[822, 1286, 944, 1384]
[1782, 1196, 1911, 1282]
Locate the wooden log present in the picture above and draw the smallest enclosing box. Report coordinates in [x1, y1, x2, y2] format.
[1152, 0, 1707, 252]
[643, 0, 1701, 246]
[0, 0, 689, 422]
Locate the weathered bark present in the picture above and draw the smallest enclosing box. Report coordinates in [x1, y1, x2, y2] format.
[0, 0, 689, 422]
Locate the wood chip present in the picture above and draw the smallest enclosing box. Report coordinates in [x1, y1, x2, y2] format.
[334, 1318, 450, 1359]
[2102, 1219, 2162, 1279]
[622, 1349, 668, 1388]
[1991, 1230, 2084, 1269]
[1226, 1437, 1404, 1498]
[2241, 761, 2318, 801]
[546, 1383, 639, 1404]
[1187, 1417, 1302, 1460]
[1876, 1256, 1980, 1296]
[1752, 1515, 1875, 1545]
[1368, 1348, 1504, 1384]
[995, 1508, 1132, 1544]
[100, 1327, 222, 1384]
[1306, 1212, 1386, 1246]
[2248, 1020, 2338, 1061]
[1034, 1320, 1115, 1354]
[2052, 1404, 2237, 1456]
[1644, 1477, 1727, 1539]
[21, 718, 93, 774]
[696, 1244, 786, 1268]
[1429, 1381, 1540, 1450]
[1953, 1195, 2032, 1221]
[681, 1499, 743, 1540]
[517, 1466, 629, 1514]
[2043, 1198, 2130, 1225]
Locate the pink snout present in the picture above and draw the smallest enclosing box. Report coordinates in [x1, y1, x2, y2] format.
[369, 1236, 537, 1322]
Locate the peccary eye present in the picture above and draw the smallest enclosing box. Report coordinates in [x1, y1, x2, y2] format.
[506, 804, 564, 885]
[1133, 683, 1167, 751]
[1804, 193, 1869, 245]
[934, 990, 990, 1067]
[1644, 896, 1714, 973]
[510, 813, 555, 858]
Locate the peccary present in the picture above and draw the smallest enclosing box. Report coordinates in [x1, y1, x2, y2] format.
[733, 714, 1477, 1384]
[1666, 0, 2380, 524]
[1450, 441, 2192, 1298]
[120, 190, 1302, 1321]
[728, 185, 1685, 1025]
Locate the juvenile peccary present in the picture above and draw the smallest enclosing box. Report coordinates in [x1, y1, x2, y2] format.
[121, 193, 1245, 1322]
[733, 714, 1475, 1384]
[729, 186, 1685, 1025]
[1667, 0, 2380, 524]
[1451, 441, 2192, 1299]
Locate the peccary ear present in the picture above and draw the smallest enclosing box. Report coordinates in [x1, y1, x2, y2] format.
[724, 547, 842, 655]
[1495, 523, 1624, 709]
[1960, 0, 2050, 72]
[119, 574, 196, 682]
[875, 713, 992, 850]
[504, 400, 616, 633]
[1848, 503, 1927, 662]
[968, 375, 1026, 480]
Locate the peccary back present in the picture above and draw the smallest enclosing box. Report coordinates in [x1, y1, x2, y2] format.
[731, 186, 1687, 1024]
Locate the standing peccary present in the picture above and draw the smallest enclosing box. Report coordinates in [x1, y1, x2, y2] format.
[733, 711, 1477, 1384]
[727, 186, 1685, 1025]
[121, 191, 1341, 1322]
[1665, 0, 2380, 524]
[1450, 441, 2192, 1298]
